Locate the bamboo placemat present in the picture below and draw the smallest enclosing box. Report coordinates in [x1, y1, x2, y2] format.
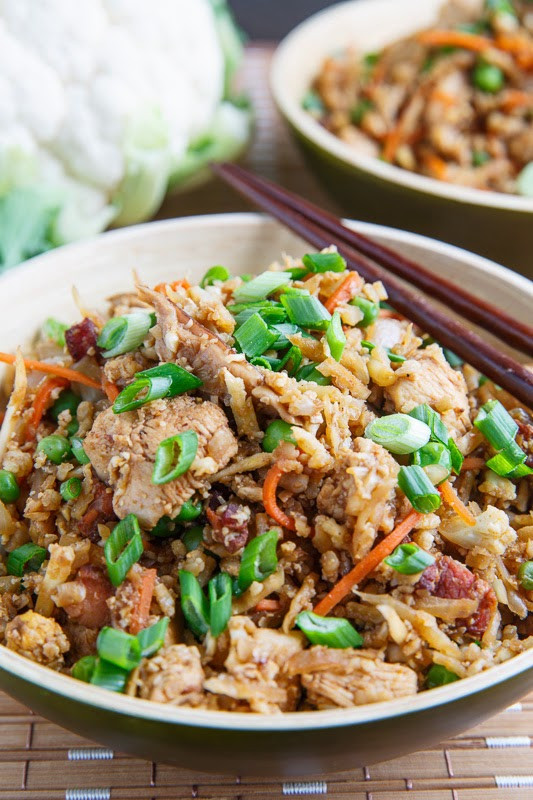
[1, 44, 532, 800]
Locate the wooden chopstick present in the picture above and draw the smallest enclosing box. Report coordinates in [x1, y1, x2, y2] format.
[213, 162, 533, 408]
[214, 162, 533, 356]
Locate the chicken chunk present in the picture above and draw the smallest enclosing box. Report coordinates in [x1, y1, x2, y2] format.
[384, 344, 470, 437]
[84, 395, 238, 528]
[203, 616, 304, 712]
[137, 644, 205, 706]
[4, 610, 69, 668]
[286, 646, 418, 709]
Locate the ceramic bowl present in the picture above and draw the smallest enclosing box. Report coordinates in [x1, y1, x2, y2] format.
[271, 0, 533, 277]
[0, 214, 531, 776]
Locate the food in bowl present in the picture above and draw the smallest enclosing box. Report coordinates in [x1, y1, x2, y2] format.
[304, 0, 533, 196]
[0, 249, 531, 713]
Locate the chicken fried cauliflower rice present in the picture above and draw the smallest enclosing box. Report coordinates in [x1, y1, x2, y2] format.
[0, 250, 531, 713]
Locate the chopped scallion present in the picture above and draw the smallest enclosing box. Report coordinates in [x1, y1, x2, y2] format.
[238, 530, 279, 593]
[70, 437, 90, 465]
[42, 318, 69, 347]
[276, 345, 302, 376]
[426, 663, 460, 689]
[486, 440, 531, 477]
[208, 573, 233, 637]
[350, 296, 379, 327]
[408, 404, 449, 446]
[136, 617, 169, 657]
[137, 363, 202, 397]
[326, 311, 346, 361]
[176, 500, 202, 522]
[233, 313, 278, 359]
[281, 293, 331, 330]
[301, 252, 346, 273]
[60, 477, 82, 502]
[448, 438, 464, 475]
[365, 413, 431, 455]
[104, 514, 143, 587]
[360, 339, 406, 363]
[262, 419, 296, 453]
[152, 430, 198, 485]
[112, 376, 171, 414]
[97, 312, 154, 359]
[384, 543, 435, 574]
[50, 389, 80, 422]
[181, 526, 204, 552]
[90, 659, 129, 693]
[232, 271, 292, 303]
[412, 441, 452, 485]
[398, 465, 442, 513]
[72, 655, 97, 683]
[474, 399, 518, 452]
[96, 627, 142, 671]
[294, 362, 331, 385]
[7, 543, 47, 577]
[296, 611, 363, 648]
[179, 570, 210, 638]
[200, 265, 230, 287]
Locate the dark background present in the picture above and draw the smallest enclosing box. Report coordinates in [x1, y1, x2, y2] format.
[228, 0, 340, 39]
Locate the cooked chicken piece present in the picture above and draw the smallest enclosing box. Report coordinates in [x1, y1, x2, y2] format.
[203, 616, 304, 713]
[61, 565, 113, 629]
[286, 646, 418, 709]
[384, 344, 470, 437]
[4, 610, 70, 668]
[84, 395, 238, 528]
[137, 644, 205, 706]
[317, 438, 399, 557]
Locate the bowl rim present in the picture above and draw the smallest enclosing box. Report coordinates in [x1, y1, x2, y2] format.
[270, 0, 533, 215]
[0, 211, 531, 732]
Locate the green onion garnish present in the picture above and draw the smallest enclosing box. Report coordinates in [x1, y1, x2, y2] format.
[112, 376, 170, 414]
[181, 525, 204, 552]
[208, 573, 233, 637]
[104, 514, 143, 587]
[443, 349, 464, 368]
[97, 311, 154, 359]
[294, 363, 331, 385]
[70, 437, 90, 465]
[448, 438, 464, 475]
[350, 97, 374, 125]
[408, 404, 449, 446]
[426, 664, 460, 689]
[474, 399, 518, 452]
[0, 469, 20, 504]
[234, 305, 287, 328]
[238, 529, 279, 593]
[227, 300, 282, 315]
[232, 271, 292, 303]
[179, 570, 210, 638]
[234, 313, 278, 359]
[60, 477, 82, 502]
[412, 441, 452, 485]
[301, 252, 347, 273]
[90, 659, 130, 693]
[384, 543, 435, 575]
[270, 322, 303, 350]
[295, 611, 363, 648]
[251, 356, 276, 369]
[152, 430, 198, 486]
[302, 89, 325, 113]
[472, 150, 491, 167]
[200, 265, 230, 287]
[365, 413, 431, 455]
[262, 419, 296, 453]
[360, 340, 406, 363]
[281, 293, 332, 331]
[96, 627, 142, 671]
[507, 460, 533, 479]
[72, 655, 97, 683]
[150, 516, 180, 538]
[326, 310, 346, 361]
[518, 561, 533, 591]
[136, 617, 169, 657]
[486, 440, 531, 477]
[286, 266, 309, 280]
[42, 317, 69, 347]
[7, 543, 47, 577]
[176, 500, 202, 522]
[138, 363, 202, 396]
[398, 465, 442, 514]
[50, 389, 80, 422]
[276, 345, 302, 376]
[350, 296, 379, 327]
[36, 434, 72, 464]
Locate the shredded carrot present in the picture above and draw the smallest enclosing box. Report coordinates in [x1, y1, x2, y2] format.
[496, 34, 533, 67]
[206, 506, 220, 530]
[254, 598, 282, 612]
[0, 353, 101, 390]
[423, 153, 449, 181]
[154, 278, 190, 293]
[378, 308, 404, 320]
[25, 376, 69, 442]
[314, 510, 422, 616]
[439, 480, 476, 527]
[382, 121, 406, 164]
[430, 88, 456, 107]
[263, 462, 297, 531]
[461, 457, 486, 472]
[101, 375, 119, 403]
[500, 89, 533, 112]
[129, 568, 157, 635]
[417, 29, 492, 53]
[324, 273, 363, 314]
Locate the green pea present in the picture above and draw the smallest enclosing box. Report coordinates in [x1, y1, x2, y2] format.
[49, 389, 80, 422]
[36, 435, 72, 465]
[0, 470, 20, 504]
[518, 561, 533, 591]
[472, 61, 505, 93]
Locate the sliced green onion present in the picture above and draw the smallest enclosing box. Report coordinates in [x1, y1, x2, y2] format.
[350, 97, 374, 125]
[350, 296, 379, 327]
[443, 348, 464, 368]
[97, 312, 154, 359]
[412, 441, 452, 485]
[150, 515, 180, 538]
[251, 356, 277, 369]
[486, 440, 530, 477]
[472, 150, 491, 167]
[286, 266, 309, 280]
[507, 460, 533, 479]
[90, 658, 130, 693]
[384, 543, 435, 575]
[302, 252, 347, 273]
[262, 419, 296, 453]
[176, 500, 202, 522]
[326, 311, 346, 361]
[182, 525, 204, 552]
[0, 469, 20, 504]
[235, 305, 287, 328]
[518, 561, 533, 591]
[72, 655, 97, 683]
[43, 317, 69, 347]
[97, 626, 142, 671]
[238, 529, 279, 593]
[208, 573, 233, 637]
[270, 322, 303, 350]
[36, 434, 71, 464]
[136, 617, 169, 657]
[360, 340, 406, 363]
[281, 293, 331, 331]
[517, 162, 533, 199]
[60, 477, 82, 502]
[50, 389, 80, 422]
[200, 265, 230, 287]
[232, 271, 292, 302]
[448, 438, 464, 475]
[179, 570, 210, 638]
[104, 514, 143, 587]
[296, 611, 363, 648]
[112, 376, 171, 414]
[276, 345, 302, 376]
[426, 664, 460, 689]
[234, 313, 278, 359]
[227, 300, 282, 315]
[70, 437, 90, 465]
[152, 430, 198, 486]
[295, 362, 332, 385]
[472, 60, 505, 93]
[398, 465, 442, 514]
[67, 418, 79, 437]
[409, 404, 449, 446]
[365, 413, 431, 455]
[7, 543, 47, 577]
[137, 363, 202, 397]
[281, 286, 310, 296]
[302, 89, 325, 113]
[474, 399, 518, 452]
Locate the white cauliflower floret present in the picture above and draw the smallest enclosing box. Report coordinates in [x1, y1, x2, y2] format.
[440, 505, 517, 556]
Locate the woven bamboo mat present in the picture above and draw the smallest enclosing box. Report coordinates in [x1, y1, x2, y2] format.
[1, 44, 532, 800]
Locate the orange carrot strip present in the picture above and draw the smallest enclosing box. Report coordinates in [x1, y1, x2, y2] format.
[0, 353, 101, 390]
[154, 278, 190, 293]
[417, 29, 492, 53]
[500, 90, 533, 112]
[129, 568, 157, 635]
[423, 153, 449, 181]
[25, 376, 69, 442]
[496, 34, 533, 65]
[255, 598, 282, 612]
[324, 273, 362, 314]
[430, 88, 456, 107]
[461, 457, 486, 472]
[378, 308, 404, 320]
[263, 462, 297, 531]
[382, 122, 406, 163]
[314, 510, 422, 616]
[439, 480, 476, 527]
[101, 375, 119, 403]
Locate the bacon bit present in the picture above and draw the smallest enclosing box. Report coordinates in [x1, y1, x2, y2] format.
[324, 273, 363, 314]
[65, 318, 99, 362]
[78, 482, 116, 543]
[64, 565, 113, 629]
[0, 353, 101, 390]
[102, 375, 119, 403]
[129, 568, 157, 635]
[439, 479, 476, 527]
[255, 598, 282, 613]
[461, 457, 486, 472]
[263, 462, 297, 531]
[25, 376, 69, 442]
[154, 278, 190, 293]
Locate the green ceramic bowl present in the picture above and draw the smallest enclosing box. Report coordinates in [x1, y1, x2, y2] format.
[0, 213, 531, 775]
[271, 0, 533, 277]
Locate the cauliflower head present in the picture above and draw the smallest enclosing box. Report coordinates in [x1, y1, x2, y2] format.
[0, 0, 250, 268]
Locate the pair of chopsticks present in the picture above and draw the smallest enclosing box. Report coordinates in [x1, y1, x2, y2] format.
[213, 162, 533, 409]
